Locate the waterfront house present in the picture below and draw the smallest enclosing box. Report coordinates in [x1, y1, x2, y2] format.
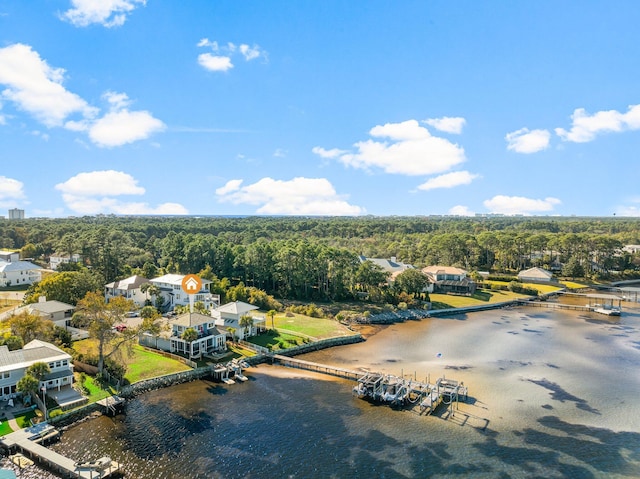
[212, 301, 266, 340]
[0, 250, 42, 287]
[422, 265, 477, 295]
[358, 256, 415, 276]
[0, 340, 74, 400]
[140, 312, 226, 360]
[104, 275, 150, 307]
[150, 274, 220, 311]
[517, 267, 555, 283]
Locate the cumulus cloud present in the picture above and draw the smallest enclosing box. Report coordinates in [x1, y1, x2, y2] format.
[417, 171, 479, 191]
[55, 170, 187, 215]
[448, 205, 475, 216]
[0, 44, 164, 147]
[0, 176, 25, 202]
[483, 195, 561, 215]
[555, 104, 640, 143]
[197, 38, 266, 73]
[215, 179, 243, 196]
[505, 128, 551, 153]
[0, 43, 97, 127]
[61, 0, 146, 28]
[315, 119, 465, 176]
[197, 53, 233, 72]
[311, 147, 347, 159]
[89, 108, 166, 147]
[216, 177, 364, 215]
[423, 116, 466, 134]
[615, 206, 640, 217]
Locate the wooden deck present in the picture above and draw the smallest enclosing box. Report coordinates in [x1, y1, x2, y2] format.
[1, 425, 121, 478]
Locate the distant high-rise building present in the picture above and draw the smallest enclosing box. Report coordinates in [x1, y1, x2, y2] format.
[8, 208, 24, 220]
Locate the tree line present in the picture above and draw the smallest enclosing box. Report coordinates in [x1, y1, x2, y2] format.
[2, 215, 640, 302]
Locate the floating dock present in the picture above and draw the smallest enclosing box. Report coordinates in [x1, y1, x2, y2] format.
[0, 423, 121, 478]
[272, 355, 468, 415]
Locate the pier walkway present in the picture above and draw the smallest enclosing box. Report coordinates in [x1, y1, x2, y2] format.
[272, 355, 468, 415]
[515, 300, 592, 312]
[0, 424, 120, 478]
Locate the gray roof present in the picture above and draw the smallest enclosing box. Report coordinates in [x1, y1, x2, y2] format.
[105, 275, 150, 290]
[28, 300, 75, 314]
[0, 340, 70, 371]
[44, 368, 74, 381]
[215, 301, 259, 315]
[0, 260, 42, 272]
[171, 312, 214, 328]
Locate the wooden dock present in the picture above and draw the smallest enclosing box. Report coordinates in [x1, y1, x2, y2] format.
[516, 300, 591, 311]
[0, 424, 121, 478]
[272, 355, 468, 415]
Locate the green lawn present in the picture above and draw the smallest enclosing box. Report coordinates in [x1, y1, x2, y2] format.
[15, 410, 37, 428]
[73, 340, 191, 384]
[483, 280, 564, 294]
[124, 345, 191, 383]
[267, 312, 353, 339]
[430, 290, 529, 309]
[76, 374, 115, 403]
[560, 280, 590, 289]
[0, 418, 13, 435]
[249, 330, 308, 351]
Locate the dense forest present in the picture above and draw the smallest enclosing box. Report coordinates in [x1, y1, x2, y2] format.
[2, 215, 640, 302]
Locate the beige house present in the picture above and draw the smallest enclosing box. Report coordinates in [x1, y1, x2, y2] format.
[422, 265, 477, 295]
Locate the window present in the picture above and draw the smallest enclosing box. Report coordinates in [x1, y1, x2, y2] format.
[55, 361, 61, 368]
[1, 372, 10, 379]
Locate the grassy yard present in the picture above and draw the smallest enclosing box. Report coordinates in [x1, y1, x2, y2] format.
[73, 339, 191, 384]
[430, 290, 529, 309]
[76, 373, 116, 403]
[249, 330, 308, 351]
[560, 280, 590, 289]
[267, 312, 353, 339]
[0, 418, 13, 435]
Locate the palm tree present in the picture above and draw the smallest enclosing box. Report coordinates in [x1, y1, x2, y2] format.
[181, 327, 198, 342]
[267, 310, 277, 331]
[239, 314, 254, 340]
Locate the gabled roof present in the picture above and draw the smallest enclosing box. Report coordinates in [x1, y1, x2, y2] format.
[151, 274, 212, 287]
[422, 265, 467, 276]
[171, 312, 214, 328]
[0, 260, 42, 273]
[105, 275, 150, 290]
[0, 340, 70, 372]
[215, 301, 259, 315]
[358, 256, 414, 274]
[518, 267, 553, 279]
[28, 300, 75, 314]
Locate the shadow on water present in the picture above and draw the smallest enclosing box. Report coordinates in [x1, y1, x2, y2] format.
[525, 379, 600, 414]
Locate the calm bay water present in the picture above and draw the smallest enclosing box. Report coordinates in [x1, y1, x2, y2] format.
[19, 303, 640, 478]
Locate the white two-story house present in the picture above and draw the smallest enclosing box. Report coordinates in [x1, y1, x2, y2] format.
[212, 301, 266, 340]
[105, 275, 151, 307]
[0, 250, 42, 287]
[0, 339, 74, 400]
[150, 274, 220, 311]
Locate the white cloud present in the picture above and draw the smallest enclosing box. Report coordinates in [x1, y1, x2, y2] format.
[0, 43, 97, 127]
[311, 146, 347, 159]
[55, 170, 145, 197]
[321, 119, 465, 176]
[424, 116, 466, 134]
[216, 179, 243, 195]
[483, 195, 561, 215]
[555, 104, 640, 143]
[448, 205, 475, 216]
[239, 44, 263, 61]
[197, 39, 266, 72]
[615, 206, 640, 217]
[197, 53, 233, 72]
[89, 109, 166, 147]
[0, 176, 25, 200]
[216, 177, 364, 215]
[417, 171, 479, 191]
[61, 0, 146, 28]
[0, 44, 163, 147]
[55, 170, 187, 215]
[505, 128, 551, 153]
[273, 148, 287, 158]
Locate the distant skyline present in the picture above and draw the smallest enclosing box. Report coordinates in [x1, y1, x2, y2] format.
[1, 1, 639, 218]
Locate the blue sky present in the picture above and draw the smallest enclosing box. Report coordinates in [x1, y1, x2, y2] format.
[1, 1, 639, 217]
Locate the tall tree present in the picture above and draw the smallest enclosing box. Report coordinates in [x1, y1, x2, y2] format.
[73, 292, 137, 374]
